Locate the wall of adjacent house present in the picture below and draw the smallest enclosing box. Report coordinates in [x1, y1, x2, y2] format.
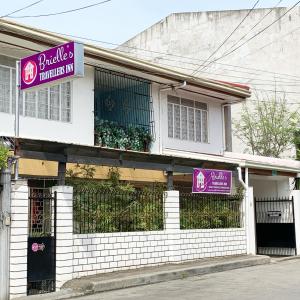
[0, 56, 95, 146]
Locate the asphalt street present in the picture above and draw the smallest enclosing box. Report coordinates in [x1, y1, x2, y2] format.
[75, 259, 300, 300]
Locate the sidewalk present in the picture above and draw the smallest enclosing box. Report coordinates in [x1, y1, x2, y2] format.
[19, 255, 270, 300]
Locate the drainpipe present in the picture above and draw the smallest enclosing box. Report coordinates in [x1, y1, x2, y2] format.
[237, 166, 247, 189]
[222, 103, 232, 153]
[160, 81, 187, 92]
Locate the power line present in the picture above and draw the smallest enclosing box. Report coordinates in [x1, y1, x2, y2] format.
[0, 0, 44, 18]
[9, 0, 112, 18]
[191, 0, 260, 76]
[222, 0, 283, 56]
[27, 26, 300, 82]
[204, 0, 300, 69]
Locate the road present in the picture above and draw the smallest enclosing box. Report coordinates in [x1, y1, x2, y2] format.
[76, 259, 300, 300]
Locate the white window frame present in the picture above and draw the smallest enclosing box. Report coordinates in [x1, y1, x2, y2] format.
[0, 62, 72, 123]
[167, 95, 209, 144]
[0, 64, 14, 114]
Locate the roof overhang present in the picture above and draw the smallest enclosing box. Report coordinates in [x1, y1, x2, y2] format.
[14, 138, 239, 174]
[224, 152, 300, 174]
[0, 19, 251, 101]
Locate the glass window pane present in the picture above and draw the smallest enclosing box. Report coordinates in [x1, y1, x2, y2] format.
[181, 106, 188, 140]
[168, 95, 180, 104]
[38, 88, 48, 119]
[174, 104, 181, 139]
[12, 69, 24, 116]
[61, 82, 71, 122]
[168, 103, 173, 138]
[25, 91, 36, 117]
[188, 107, 195, 141]
[202, 110, 208, 143]
[181, 98, 194, 108]
[50, 85, 60, 121]
[195, 109, 202, 142]
[195, 101, 208, 110]
[0, 66, 10, 113]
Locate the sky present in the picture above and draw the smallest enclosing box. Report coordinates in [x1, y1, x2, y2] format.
[0, 0, 298, 47]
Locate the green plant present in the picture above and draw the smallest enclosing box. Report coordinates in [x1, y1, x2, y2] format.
[95, 119, 153, 152]
[0, 144, 9, 170]
[234, 95, 300, 158]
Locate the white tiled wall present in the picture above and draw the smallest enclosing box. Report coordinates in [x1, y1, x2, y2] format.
[72, 228, 246, 278]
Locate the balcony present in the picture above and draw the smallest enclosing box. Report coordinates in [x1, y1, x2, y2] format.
[94, 68, 154, 152]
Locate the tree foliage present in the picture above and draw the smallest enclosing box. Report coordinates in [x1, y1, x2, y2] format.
[234, 97, 300, 158]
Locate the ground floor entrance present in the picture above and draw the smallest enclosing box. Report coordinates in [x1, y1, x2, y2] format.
[255, 197, 296, 256]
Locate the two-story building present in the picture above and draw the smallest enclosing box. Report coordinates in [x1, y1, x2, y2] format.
[0, 19, 252, 189]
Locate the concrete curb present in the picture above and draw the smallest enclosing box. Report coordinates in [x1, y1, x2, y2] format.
[20, 255, 270, 299]
[89, 255, 270, 294]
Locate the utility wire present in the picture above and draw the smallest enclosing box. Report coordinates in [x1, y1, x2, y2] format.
[223, 0, 283, 55]
[191, 0, 260, 76]
[203, 0, 300, 70]
[27, 27, 300, 82]
[0, 0, 44, 18]
[9, 0, 111, 18]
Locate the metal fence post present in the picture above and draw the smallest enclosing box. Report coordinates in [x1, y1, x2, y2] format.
[0, 168, 12, 300]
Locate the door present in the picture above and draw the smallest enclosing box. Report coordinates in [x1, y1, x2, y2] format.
[255, 197, 296, 256]
[27, 188, 57, 295]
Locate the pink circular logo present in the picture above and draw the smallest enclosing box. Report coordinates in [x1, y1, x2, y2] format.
[32, 243, 39, 252]
[22, 60, 38, 85]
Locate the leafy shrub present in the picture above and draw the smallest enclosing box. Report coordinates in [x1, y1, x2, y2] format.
[0, 144, 9, 170]
[95, 119, 153, 152]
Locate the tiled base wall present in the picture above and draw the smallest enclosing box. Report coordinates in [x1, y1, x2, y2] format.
[72, 228, 247, 278]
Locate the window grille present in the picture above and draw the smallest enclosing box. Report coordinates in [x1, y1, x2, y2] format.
[94, 68, 154, 134]
[167, 95, 208, 143]
[0, 64, 71, 123]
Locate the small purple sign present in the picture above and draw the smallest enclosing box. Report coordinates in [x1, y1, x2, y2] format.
[192, 168, 232, 194]
[20, 41, 84, 90]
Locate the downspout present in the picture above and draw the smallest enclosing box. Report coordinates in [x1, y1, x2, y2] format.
[158, 81, 187, 153]
[237, 166, 247, 189]
[222, 103, 232, 153]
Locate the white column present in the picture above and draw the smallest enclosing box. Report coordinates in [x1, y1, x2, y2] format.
[10, 180, 29, 299]
[245, 187, 256, 255]
[291, 190, 300, 255]
[164, 191, 181, 262]
[52, 186, 74, 290]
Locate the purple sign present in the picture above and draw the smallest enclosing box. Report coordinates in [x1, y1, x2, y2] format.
[20, 41, 84, 90]
[192, 168, 232, 194]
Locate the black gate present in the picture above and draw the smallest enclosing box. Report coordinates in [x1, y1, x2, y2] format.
[27, 188, 57, 295]
[255, 197, 296, 256]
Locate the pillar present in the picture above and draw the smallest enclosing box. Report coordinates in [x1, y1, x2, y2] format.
[52, 186, 74, 289]
[291, 190, 300, 255]
[9, 179, 29, 299]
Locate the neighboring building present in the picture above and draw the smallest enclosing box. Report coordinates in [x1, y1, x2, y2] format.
[119, 7, 300, 156]
[0, 19, 250, 188]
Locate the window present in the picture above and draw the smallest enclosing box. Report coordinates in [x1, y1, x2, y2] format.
[167, 95, 208, 143]
[0, 64, 72, 123]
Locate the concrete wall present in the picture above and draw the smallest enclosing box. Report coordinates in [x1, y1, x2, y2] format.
[120, 7, 300, 156]
[249, 175, 292, 198]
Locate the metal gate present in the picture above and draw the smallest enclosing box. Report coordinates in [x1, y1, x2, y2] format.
[27, 188, 57, 295]
[255, 197, 296, 256]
